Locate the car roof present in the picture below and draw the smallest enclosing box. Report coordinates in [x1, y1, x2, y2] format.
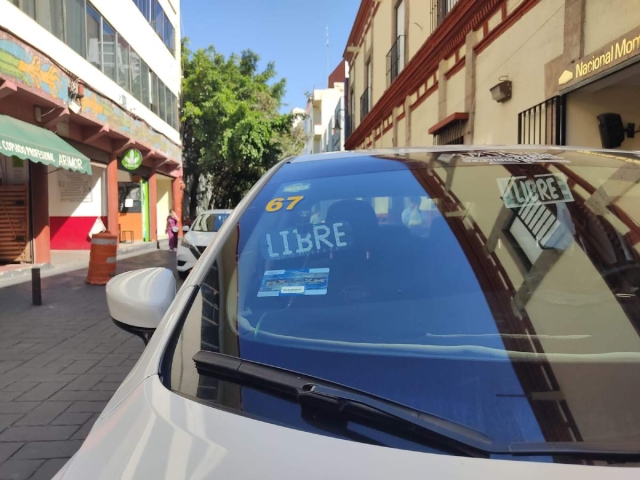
[287, 145, 640, 167]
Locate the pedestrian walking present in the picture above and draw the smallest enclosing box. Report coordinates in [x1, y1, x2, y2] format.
[166, 209, 179, 252]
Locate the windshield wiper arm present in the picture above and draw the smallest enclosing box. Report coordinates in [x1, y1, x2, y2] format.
[194, 351, 640, 462]
[193, 350, 492, 458]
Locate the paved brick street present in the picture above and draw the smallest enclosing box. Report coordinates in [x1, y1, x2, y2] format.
[0, 251, 179, 480]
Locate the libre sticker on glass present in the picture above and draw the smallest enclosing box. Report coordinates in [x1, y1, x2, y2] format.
[497, 173, 574, 209]
[258, 269, 330, 297]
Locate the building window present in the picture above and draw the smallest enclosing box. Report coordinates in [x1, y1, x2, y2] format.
[86, 4, 102, 70]
[13, 0, 178, 129]
[141, 62, 150, 107]
[348, 85, 355, 136]
[159, 84, 166, 122]
[154, 3, 164, 40]
[116, 35, 130, 91]
[150, 71, 159, 115]
[102, 20, 117, 82]
[361, 60, 372, 120]
[518, 96, 567, 145]
[430, 0, 460, 32]
[35, 0, 64, 41]
[388, 0, 406, 83]
[134, 0, 174, 54]
[134, 0, 150, 19]
[165, 85, 173, 125]
[66, 0, 86, 57]
[12, 0, 36, 19]
[434, 120, 466, 145]
[130, 50, 142, 101]
[164, 14, 172, 50]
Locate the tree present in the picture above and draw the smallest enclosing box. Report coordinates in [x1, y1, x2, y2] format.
[181, 40, 302, 215]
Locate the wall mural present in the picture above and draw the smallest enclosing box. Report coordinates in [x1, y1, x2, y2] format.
[0, 33, 181, 163]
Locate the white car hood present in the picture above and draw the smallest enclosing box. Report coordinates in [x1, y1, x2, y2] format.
[56, 375, 636, 480]
[184, 231, 217, 248]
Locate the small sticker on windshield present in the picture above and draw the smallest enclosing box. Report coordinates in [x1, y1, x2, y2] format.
[258, 269, 330, 297]
[283, 183, 311, 193]
[497, 173, 574, 209]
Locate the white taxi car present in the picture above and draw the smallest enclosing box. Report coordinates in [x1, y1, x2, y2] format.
[176, 209, 232, 278]
[54, 147, 640, 479]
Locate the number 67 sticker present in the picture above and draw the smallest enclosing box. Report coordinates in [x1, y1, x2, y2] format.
[266, 196, 304, 212]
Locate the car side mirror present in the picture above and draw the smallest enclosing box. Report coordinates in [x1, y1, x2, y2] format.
[182, 225, 190, 233]
[106, 268, 176, 345]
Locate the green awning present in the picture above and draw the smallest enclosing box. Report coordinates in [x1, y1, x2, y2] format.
[0, 114, 91, 175]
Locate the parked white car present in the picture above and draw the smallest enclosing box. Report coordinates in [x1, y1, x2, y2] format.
[54, 147, 640, 479]
[176, 209, 232, 279]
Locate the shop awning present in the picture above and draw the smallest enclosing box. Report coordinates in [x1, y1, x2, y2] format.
[0, 114, 91, 175]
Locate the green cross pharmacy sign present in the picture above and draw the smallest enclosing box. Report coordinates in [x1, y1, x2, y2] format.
[122, 149, 143, 170]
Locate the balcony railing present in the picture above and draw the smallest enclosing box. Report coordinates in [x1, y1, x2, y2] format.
[430, 0, 460, 33]
[386, 35, 406, 87]
[360, 88, 371, 120]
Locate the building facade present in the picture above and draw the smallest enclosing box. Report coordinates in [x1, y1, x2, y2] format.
[340, 0, 640, 451]
[343, 0, 640, 152]
[303, 61, 348, 155]
[0, 0, 183, 265]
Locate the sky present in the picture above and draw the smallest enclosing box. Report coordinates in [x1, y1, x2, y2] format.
[181, 0, 360, 112]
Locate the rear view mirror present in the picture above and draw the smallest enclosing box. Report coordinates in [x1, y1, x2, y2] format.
[106, 268, 176, 345]
[182, 225, 190, 233]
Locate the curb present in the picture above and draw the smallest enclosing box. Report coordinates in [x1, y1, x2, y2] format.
[0, 262, 52, 279]
[0, 239, 168, 282]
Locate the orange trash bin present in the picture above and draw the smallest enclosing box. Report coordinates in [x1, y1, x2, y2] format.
[86, 231, 118, 285]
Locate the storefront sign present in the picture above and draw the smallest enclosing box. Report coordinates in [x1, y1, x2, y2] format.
[58, 170, 92, 203]
[122, 149, 143, 170]
[559, 26, 640, 89]
[0, 115, 91, 174]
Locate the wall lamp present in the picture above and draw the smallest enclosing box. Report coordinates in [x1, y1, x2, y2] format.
[490, 76, 512, 103]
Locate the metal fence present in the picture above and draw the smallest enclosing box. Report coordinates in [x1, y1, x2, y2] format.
[518, 96, 567, 145]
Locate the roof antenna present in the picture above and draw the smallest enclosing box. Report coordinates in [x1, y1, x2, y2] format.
[326, 26, 330, 85]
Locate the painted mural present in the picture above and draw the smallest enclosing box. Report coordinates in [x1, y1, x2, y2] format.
[0, 33, 181, 162]
[0, 38, 68, 102]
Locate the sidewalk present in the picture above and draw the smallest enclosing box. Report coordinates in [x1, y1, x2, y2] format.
[0, 240, 169, 289]
[0, 250, 179, 480]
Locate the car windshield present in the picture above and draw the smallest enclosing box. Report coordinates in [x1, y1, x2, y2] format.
[164, 149, 640, 465]
[191, 213, 230, 232]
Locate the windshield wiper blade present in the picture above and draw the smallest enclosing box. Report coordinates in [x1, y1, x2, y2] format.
[193, 351, 640, 462]
[193, 350, 492, 458]
[508, 442, 640, 461]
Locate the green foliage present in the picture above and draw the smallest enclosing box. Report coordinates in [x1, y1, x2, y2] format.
[181, 39, 302, 212]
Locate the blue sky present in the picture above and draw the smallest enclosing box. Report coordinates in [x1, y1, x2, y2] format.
[181, 0, 360, 112]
